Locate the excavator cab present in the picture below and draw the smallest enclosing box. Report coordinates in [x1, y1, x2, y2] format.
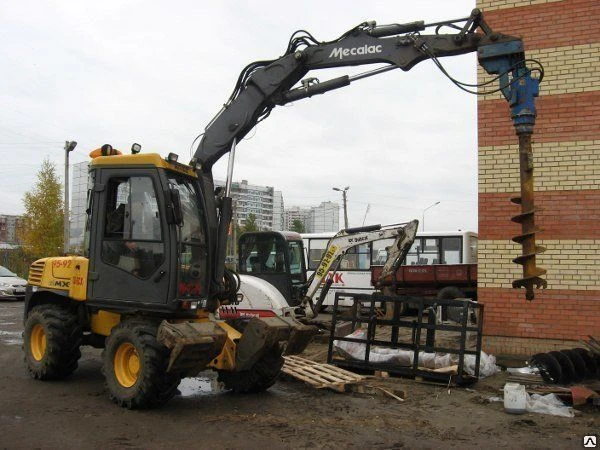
[86, 153, 209, 313]
[238, 231, 307, 306]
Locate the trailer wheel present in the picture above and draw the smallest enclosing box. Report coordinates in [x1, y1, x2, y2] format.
[436, 286, 465, 300]
[103, 321, 181, 409]
[436, 287, 467, 323]
[23, 304, 82, 380]
[217, 345, 283, 393]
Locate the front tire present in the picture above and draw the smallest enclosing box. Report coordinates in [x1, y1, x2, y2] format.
[23, 304, 82, 380]
[102, 320, 181, 409]
[218, 345, 283, 393]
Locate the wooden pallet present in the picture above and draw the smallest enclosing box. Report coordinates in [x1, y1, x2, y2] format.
[282, 355, 366, 392]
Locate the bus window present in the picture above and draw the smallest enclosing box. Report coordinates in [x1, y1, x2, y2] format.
[340, 243, 370, 270]
[405, 240, 421, 265]
[441, 237, 462, 264]
[420, 238, 439, 265]
[372, 239, 393, 265]
[308, 238, 328, 270]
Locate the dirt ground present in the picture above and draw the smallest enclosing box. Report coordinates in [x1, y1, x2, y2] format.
[1, 301, 598, 449]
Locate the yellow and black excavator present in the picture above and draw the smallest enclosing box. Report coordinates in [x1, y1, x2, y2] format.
[22, 9, 546, 409]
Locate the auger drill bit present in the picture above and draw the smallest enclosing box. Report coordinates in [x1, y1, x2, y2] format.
[509, 71, 547, 300]
[478, 42, 547, 300]
[511, 133, 547, 300]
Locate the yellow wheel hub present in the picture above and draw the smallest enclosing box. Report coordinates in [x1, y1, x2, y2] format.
[114, 342, 141, 388]
[30, 324, 47, 361]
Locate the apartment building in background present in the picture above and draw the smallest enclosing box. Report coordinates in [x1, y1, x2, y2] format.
[0, 215, 22, 244]
[284, 206, 311, 231]
[215, 179, 284, 231]
[284, 201, 340, 233]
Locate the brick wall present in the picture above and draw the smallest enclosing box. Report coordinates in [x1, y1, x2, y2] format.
[477, 0, 600, 356]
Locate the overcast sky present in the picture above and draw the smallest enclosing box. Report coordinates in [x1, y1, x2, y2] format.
[1, 0, 479, 232]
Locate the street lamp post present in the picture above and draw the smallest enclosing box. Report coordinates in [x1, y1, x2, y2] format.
[63, 140, 77, 254]
[333, 186, 350, 229]
[421, 201, 440, 232]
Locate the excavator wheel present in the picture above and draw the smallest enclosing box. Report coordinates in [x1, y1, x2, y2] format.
[102, 320, 181, 409]
[23, 304, 82, 380]
[217, 345, 284, 393]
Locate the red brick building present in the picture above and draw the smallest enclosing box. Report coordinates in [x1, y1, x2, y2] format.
[476, 0, 600, 354]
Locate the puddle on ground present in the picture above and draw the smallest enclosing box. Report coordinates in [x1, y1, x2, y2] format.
[177, 373, 223, 398]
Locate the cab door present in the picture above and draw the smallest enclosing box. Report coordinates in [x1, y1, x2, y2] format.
[87, 168, 171, 309]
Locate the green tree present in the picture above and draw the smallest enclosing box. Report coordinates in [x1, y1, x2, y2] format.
[20, 158, 64, 257]
[290, 219, 305, 233]
[242, 213, 258, 232]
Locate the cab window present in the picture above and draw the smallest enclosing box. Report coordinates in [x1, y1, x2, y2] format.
[101, 176, 164, 279]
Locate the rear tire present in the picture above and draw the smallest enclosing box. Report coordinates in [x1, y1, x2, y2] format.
[23, 304, 82, 380]
[218, 345, 283, 393]
[102, 320, 181, 409]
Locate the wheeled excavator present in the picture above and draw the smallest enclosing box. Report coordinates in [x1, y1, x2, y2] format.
[22, 9, 546, 409]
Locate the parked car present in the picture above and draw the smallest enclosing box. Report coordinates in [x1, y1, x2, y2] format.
[0, 266, 27, 300]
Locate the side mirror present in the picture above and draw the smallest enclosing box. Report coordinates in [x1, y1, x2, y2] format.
[168, 188, 183, 225]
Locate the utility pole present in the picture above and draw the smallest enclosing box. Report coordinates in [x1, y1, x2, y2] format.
[63, 141, 77, 254]
[333, 186, 350, 229]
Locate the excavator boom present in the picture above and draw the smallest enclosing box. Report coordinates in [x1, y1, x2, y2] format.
[192, 8, 546, 302]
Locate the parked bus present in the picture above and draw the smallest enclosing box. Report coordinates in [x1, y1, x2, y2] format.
[301, 230, 478, 307]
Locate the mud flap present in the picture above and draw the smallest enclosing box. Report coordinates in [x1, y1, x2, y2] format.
[235, 317, 316, 371]
[157, 321, 227, 377]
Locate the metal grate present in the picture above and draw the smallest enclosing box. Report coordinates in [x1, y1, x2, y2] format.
[28, 261, 45, 284]
[327, 292, 484, 385]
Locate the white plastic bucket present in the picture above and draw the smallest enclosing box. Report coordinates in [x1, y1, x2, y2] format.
[504, 383, 527, 414]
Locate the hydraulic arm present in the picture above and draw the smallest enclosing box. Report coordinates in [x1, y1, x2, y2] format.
[191, 8, 546, 303]
[300, 220, 419, 317]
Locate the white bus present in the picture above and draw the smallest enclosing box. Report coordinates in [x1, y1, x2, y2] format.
[301, 230, 478, 306]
